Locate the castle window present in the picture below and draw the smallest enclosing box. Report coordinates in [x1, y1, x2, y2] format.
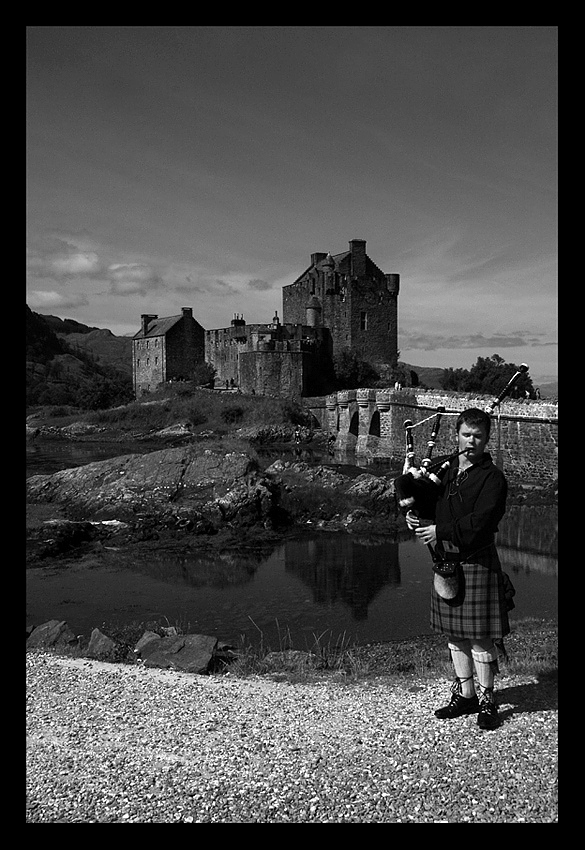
[137, 359, 140, 367]
[360, 311, 368, 330]
[155, 357, 158, 365]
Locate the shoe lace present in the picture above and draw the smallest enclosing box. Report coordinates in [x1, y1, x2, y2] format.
[450, 675, 474, 698]
[478, 685, 496, 711]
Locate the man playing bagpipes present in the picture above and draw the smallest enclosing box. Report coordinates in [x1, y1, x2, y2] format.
[403, 407, 509, 730]
[395, 366, 527, 730]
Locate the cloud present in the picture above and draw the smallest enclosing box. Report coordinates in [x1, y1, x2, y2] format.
[174, 274, 240, 296]
[247, 278, 272, 291]
[399, 331, 556, 351]
[108, 263, 163, 296]
[27, 234, 106, 282]
[27, 290, 90, 311]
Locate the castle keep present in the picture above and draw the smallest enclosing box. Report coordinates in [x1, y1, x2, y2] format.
[132, 239, 399, 399]
[282, 239, 399, 365]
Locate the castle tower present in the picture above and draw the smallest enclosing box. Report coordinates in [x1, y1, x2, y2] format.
[306, 296, 322, 327]
[282, 238, 399, 368]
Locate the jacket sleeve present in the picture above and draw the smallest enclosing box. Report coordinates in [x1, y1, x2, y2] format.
[435, 467, 507, 553]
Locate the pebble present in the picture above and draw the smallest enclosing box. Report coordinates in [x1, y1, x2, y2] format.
[26, 652, 558, 823]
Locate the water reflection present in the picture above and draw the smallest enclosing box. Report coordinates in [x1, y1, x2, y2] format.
[120, 550, 264, 589]
[283, 536, 400, 620]
[497, 505, 558, 577]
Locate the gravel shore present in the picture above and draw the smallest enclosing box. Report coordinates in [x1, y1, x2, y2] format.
[26, 651, 558, 823]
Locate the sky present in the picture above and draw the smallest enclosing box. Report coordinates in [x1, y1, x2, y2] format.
[26, 26, 558, 384]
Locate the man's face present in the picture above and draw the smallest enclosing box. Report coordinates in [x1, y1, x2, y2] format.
[457, 421, 489, 462]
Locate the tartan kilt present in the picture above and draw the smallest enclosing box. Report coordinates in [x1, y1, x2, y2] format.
[430, 544, 510, 640]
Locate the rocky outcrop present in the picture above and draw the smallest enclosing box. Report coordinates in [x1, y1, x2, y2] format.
[26, 445, 402, 555]
[26, 445, 277, 523]
[26, 620, 232, 674]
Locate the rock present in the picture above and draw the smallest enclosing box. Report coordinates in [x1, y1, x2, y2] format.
[25, 445, 273, 526]
[87, 628, 118, 659]
[27, 619, 79, 650]
[138, 633, 219, 674]
[153, 423, 194, 438]
[133, 631, 163, 658]
[27, 518, 101, 560]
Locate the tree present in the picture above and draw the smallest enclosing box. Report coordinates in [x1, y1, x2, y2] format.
[440, 355, 535, 398]
[191, 362, 216, 388]
[333, 348, 379, 389]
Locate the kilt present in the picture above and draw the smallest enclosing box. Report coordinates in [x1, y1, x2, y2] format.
[430, 544, 510, 640]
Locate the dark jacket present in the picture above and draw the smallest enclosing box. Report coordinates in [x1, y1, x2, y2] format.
[434, 452, 507, 558]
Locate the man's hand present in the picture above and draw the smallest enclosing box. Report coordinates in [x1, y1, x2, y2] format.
[415, 520, 437, 546]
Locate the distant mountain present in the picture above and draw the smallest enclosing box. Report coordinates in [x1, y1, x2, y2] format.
[38, 314, 133, 376]
[26, 306, 133, 408]
[534, 380, 558, 399]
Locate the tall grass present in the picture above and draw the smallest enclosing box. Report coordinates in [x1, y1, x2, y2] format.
[84, 384, 311, 435]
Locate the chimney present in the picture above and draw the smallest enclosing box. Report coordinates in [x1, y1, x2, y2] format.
[385, 274, 400, 296]
[181, 307, 193, 319]
[141, 314, 158, 335]
[349, 239, 366, 278]
[311, 252, 327, 267]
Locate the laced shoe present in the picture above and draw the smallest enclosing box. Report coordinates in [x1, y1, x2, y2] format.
[435, 678, 479, 719]
[477, 688, 500, 730]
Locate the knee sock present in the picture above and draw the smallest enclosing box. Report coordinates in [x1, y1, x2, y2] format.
[448, 640, 475, 698]
[471, 644, 498, 698]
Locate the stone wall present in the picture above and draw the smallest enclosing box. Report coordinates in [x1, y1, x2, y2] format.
[165, 318, 205, 381]
[239, 350, 307, 397]
[133, 337, 165, 398]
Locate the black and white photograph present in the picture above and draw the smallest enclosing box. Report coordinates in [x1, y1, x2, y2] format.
[26, 26, 557, 823]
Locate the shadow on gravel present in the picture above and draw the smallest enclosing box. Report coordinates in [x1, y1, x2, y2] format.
[497, 669, 558, 719]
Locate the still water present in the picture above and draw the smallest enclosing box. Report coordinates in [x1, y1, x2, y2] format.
[26, 440, 558, 648]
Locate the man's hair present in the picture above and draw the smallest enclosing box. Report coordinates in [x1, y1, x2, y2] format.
[455, 407, 491, 440]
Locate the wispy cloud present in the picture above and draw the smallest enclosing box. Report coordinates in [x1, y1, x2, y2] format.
[247, 278, 272, 291]
[108, 263, 163, 296]
[27, 290, 90, 311]
[399, 330, 557, 351]
[27, 233, 107, 282]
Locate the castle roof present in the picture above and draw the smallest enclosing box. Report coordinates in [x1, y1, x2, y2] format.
[133, 315, 183, 339]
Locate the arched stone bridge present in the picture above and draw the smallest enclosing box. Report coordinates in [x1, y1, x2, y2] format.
[308, 387, 558, 485]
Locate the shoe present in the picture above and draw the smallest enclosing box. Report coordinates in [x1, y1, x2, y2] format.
[477, 691, 500, 730]
[435, 689, 479, 719]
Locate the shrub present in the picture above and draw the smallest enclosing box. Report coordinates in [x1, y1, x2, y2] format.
[221, 405, 245, 425]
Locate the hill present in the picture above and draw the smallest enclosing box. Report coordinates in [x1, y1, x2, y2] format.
[39, 314, 133, 376]
[26, 306, 133, 409]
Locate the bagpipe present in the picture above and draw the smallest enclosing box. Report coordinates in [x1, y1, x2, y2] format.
[393, 364, 529, 598]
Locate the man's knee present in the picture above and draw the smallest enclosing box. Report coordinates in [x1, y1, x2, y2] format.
[471, 640, 498, 664]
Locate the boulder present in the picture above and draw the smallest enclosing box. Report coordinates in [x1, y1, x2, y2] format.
[86, 628, 118, 659]
[27, 619, 79, 650]
[136, 633, 219, 674]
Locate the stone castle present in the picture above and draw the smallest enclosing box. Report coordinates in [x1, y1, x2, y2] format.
[132, 239, 400, 398]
